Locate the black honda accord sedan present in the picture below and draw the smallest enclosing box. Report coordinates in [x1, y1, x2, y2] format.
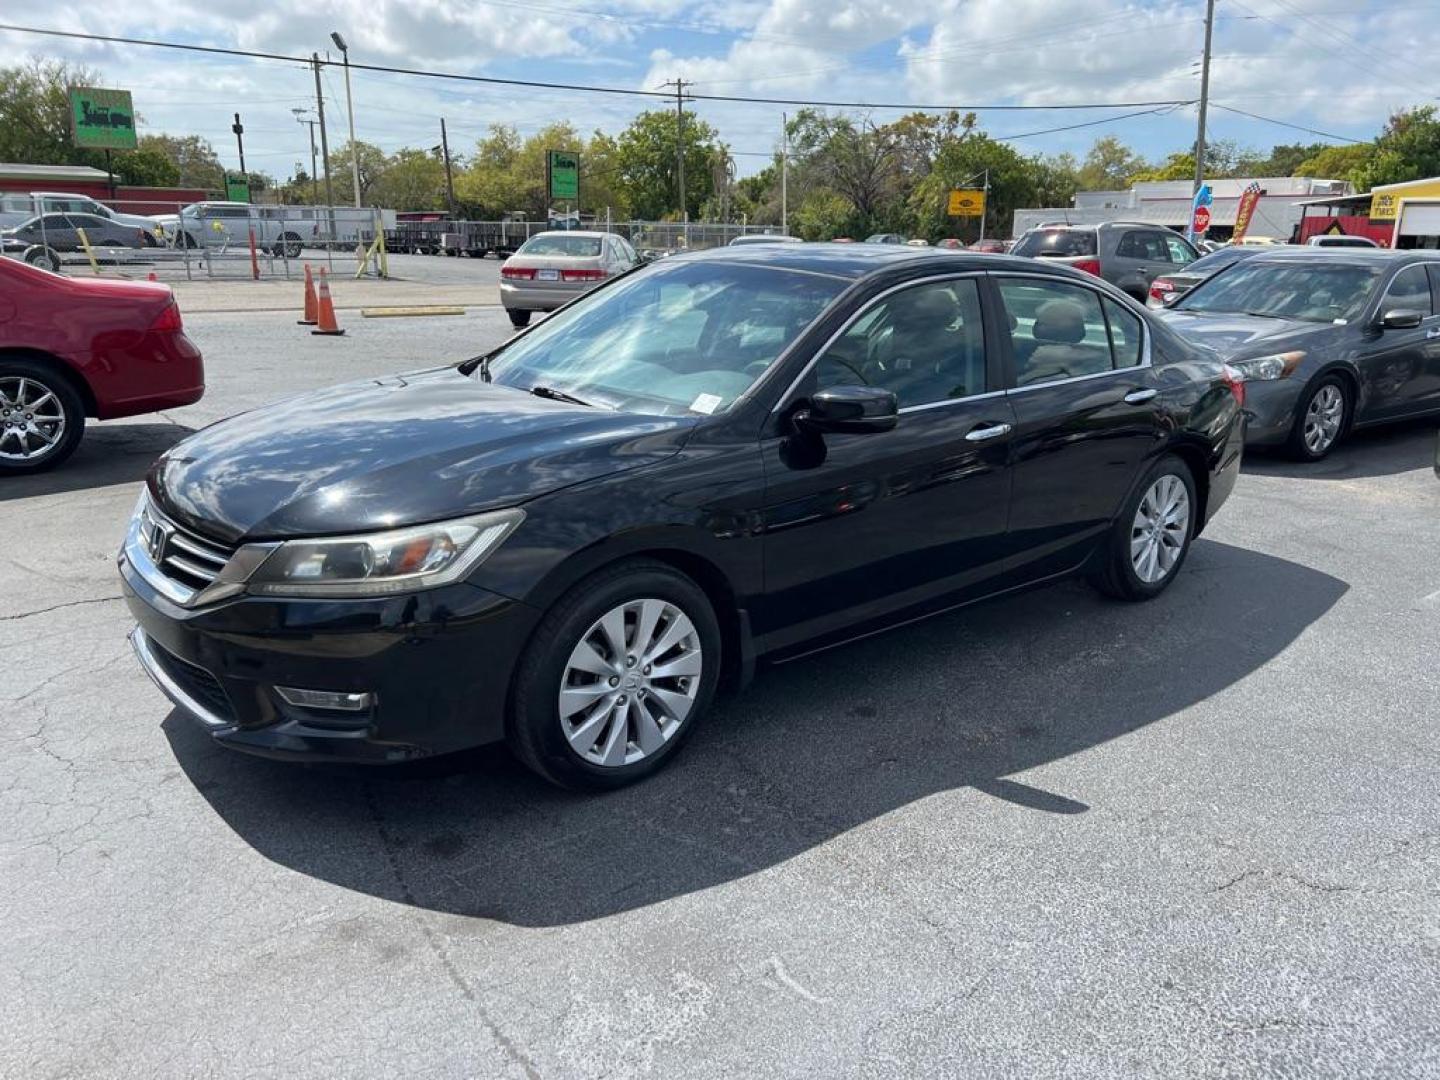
[121, 246, 1244, 789]
[1158, 249, 1440, 460]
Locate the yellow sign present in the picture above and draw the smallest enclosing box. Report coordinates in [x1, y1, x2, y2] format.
[1370, 191, 1398, 222]
[948, 188, 985, 217]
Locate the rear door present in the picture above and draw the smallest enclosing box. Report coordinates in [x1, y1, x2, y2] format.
[992, 273, 1163, 581]
[1110, 229, 1174, 297]
[1358, 262, 1440, 419]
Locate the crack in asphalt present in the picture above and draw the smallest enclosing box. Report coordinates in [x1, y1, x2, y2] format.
[1, 595, 124, 623]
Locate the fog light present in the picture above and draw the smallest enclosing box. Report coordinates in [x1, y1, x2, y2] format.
[275, 686, 373, 712]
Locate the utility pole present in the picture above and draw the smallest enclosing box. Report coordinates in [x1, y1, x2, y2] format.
[292, 109, 320, 204]
[331, 32, 362, 207]
[440, 117, 456, 217]
[1193, 0, 1216, 197]
[231, 113, 248, 200]
[661, 78, 692, 238]
[781, 112, 788, 235]
[312, 54, 337, 241]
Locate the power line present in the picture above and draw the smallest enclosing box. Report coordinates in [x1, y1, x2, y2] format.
[1210, 103, 1365, 143]
[0, 23, 1193, 113]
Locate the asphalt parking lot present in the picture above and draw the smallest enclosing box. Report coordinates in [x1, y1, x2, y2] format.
[3, 306, 1439, 1078]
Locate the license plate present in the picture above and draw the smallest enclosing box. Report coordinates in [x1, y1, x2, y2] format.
[537, 268, 560, 281]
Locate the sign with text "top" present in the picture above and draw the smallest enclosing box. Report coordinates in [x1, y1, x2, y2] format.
[69, 87, 137, 151]
[947, 188, 985, 217]
[548, 150, 579, 201]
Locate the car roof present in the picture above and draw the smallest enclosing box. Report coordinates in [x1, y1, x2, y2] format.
[526, 230, 610, 239]
[1244, 248, 1440, 266]
[669, 243, 1085, 281]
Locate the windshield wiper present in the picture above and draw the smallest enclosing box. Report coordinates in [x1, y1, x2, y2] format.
[1242, 310, 1285, 319]
[528, 384, 595, 407]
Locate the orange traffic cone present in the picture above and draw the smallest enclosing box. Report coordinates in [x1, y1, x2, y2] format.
[311, 268, 344, 336]
[297, 263, 318, 325]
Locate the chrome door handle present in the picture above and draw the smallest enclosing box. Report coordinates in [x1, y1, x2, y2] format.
[965, 422, 1013, 442]
[1123, 388, 1159, 404]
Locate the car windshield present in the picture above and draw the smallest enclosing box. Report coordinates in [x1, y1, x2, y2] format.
[518, 235, 603, 257]
[1011, 230, 1097, 257]
[478, 259, 845, 416]
[1175, 260, 1382, 323]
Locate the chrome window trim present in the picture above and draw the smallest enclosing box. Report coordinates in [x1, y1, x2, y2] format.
[991, 272, 1154, 392]
[769, 271, 992, 414]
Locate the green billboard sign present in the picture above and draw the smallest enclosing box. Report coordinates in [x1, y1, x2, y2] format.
[68, 87, 137, 151]
[548, 150, 579, 201]
[225, 174, 251, 203]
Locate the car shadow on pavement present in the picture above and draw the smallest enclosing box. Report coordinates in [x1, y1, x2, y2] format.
[1, 421, 194, 502]
[1241, 417, 1438, 481]
[166, 538, 1346, 927]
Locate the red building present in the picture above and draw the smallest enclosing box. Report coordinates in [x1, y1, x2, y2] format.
[0, 162, 211, 215]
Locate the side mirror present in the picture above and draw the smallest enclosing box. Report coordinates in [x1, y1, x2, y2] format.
[795, 385, 898, 435]
[1380, 308, 1424, 330]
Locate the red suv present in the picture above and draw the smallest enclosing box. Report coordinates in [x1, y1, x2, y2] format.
[0, 259, 204, 473]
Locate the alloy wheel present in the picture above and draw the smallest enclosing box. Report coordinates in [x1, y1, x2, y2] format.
[1303, 384, 1344, 455]
[1130, 474, 1190, 584]
[0, 376, 66, 463]
[558, 597, 702, 767]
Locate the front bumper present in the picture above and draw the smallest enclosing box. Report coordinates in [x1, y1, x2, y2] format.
[1239, 378, 1307, 446]
[121, 551, 540, 763]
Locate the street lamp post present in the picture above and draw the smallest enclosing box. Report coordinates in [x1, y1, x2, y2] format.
[330, 31, 362, 208]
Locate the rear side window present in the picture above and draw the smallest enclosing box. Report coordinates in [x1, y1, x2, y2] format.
[519, 235, 603, 257]
[998, 279, 1142, 385]
[1117, 231, 1171, 261]
[1011, 229, 1097, 258]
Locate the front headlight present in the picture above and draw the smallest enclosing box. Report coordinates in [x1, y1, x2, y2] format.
[246, 509, 524, 598]
[1229, 351, 1305, 381]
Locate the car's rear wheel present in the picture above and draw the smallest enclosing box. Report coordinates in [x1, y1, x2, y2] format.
[23, 246, 61, 273]
[1090, 454, 1196, 601]
[0, 360, 85, 474]
[1288, 375, 1349, 461]
[275, 232, 303, 259]
[507, 308, 532, 329]
[508, 560, 720, 790]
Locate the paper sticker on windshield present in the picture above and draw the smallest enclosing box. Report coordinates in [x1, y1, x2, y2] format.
[690, 393, 723, 415]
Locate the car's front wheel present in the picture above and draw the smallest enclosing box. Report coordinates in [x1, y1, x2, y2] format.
[1288, 375, 1349, 461]
[508, 560, 721, 789]
[507, 308, 532, 329]
[23, 245, 61, 273]
[0, 359, 85, 474]
[1090, 454, 1197, 601]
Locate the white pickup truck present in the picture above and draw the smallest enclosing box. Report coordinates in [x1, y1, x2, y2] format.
[153, 202, 396, 256]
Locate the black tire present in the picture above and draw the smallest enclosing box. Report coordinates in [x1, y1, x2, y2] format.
[276, 233, 303, 259]
[508, 559, 722, 790]
[23, 246, 61, 273]
[0, 358, 86, 474]
[1286, 374, 1350, 462]
[507, 308, 532, 329]
[1090, 453, 1198, 602]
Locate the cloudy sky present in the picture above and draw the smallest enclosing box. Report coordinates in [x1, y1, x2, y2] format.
[1, 0, 1433, 183]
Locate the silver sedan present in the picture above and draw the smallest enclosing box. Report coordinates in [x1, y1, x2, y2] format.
[500, 231, 640, 328]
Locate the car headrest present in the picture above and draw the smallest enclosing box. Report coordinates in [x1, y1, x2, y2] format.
[1032, 300, 1087, 344]
[894, 288, 959, 328]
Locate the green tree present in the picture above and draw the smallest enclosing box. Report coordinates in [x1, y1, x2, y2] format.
[1076, 136, 1147, 190]
[370, 148, 446, 211]
[0, 59, 105, 166]
[612, 109, 723, 220]
[111, 146, 179, 187]
[1291, 143, 1375, 186]
[911, 132, 1036, 241]
[329, 139, 390, 204]
[136, 134, 226, 191]
[792, 190, 857, 240]
[1032, 151, 1080, 209]
[1356, 106, 1440, 189]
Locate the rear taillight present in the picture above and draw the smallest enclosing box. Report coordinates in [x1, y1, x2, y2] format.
[149, 300, 183, 333]
[1222, 363, 1246, 408]
[500, 266, 535, 280]
[1071, 258, 1102, 276]
[561, 268, 604, 282]
[1148, 278, 1175, 303]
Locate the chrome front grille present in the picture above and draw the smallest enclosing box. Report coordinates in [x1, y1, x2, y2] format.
[138, 499, 236, 593]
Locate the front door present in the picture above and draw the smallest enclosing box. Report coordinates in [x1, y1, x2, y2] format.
[756, 274, 1015, 655]
[992, 274, 1165, 582]
[1358, 262, 1440, 421]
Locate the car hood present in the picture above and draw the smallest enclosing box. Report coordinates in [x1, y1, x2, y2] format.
[1154, 309, 1339, 358]
[151, 368, 695, 544]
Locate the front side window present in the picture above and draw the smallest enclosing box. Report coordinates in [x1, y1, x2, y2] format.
[1164, 236, 1197, 265]
[482, 259, 844, 416]
[813, 279, 987, 408]
[1381, 264, 1433, 316]
[998, 279, 1122, 385]
[1175, 260, 1382, 323]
